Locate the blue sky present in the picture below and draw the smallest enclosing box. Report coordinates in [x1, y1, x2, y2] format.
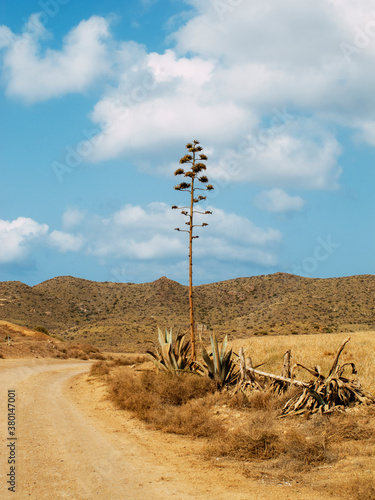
[0, 0, 374, 286]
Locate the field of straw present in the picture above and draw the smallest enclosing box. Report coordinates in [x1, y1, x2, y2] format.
[229, 330, 375, 393]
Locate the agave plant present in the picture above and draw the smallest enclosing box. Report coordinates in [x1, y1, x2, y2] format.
[200, 333, 239, 389]
[147, 327, 193, 373]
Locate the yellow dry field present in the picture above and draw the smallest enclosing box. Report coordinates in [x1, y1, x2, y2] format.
[230, 330, 375, 393]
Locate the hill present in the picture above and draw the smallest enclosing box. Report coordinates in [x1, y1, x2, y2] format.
[0, 273, 374, 351]
[0, 320, 102, 359]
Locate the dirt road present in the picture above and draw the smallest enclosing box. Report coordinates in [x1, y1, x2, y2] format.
[0, 359, 325, 499]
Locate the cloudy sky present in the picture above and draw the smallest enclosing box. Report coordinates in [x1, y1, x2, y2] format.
[0, 0, 374, 286]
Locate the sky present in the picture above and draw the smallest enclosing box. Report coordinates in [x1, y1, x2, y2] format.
[0, 0, 374, 286]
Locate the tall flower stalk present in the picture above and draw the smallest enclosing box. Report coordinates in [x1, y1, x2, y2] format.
[172, 140, 214, 361]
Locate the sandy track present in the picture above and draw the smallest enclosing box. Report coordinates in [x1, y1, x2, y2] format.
[0, 359, 325, 499]
[0, 360, 204, 499]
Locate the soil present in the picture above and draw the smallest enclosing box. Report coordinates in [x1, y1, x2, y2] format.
[0, 358, 329, 500]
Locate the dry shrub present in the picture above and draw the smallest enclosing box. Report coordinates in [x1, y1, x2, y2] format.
[281, 430, 330, 468]
[208, 413, 279, 461]
[68, 348, 88, 360]
[109, 370, 158, 419]
[90, 352, 107, 360]
[90, 355, 151, 378]
[90, 360, 115, 377]
[226, 385, 300, 412]
[149, 398, 224, 438]
[54, 342, 103, 360]
[224, 391, 251, 409]
[109, 370, 216, 408]
[107, 369, 222, 437]
[326, 413, 373, 442]
[245, 390, 281, 411]
[113, 354, 150, 366]
[210, 428, 279, 461]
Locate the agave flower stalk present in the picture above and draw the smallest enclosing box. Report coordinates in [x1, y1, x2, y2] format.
[172, 140, 214, 362]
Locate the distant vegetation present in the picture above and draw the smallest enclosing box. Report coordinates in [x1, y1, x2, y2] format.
[0, 273, 374, 351]
[34, 325, 49, 335]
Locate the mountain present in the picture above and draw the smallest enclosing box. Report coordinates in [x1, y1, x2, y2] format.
[0, 273, 374, 352]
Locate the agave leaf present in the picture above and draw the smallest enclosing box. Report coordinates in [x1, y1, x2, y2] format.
[152, 359, 171, 373]
[210, 333, 221, 374]
[170, 349, 179, 370]
[152, 328, 193, 373]
[160, 342, 174, 370]
[200, 337, 215, 375]
[175, 330, 185, 345]
[158, 326, 166, 347]
[167, 327, 173, 345]
[221, 350, 235, 384]
[307, 387, 326, 407]
[200, 333, 238, 388]
[146, 350, 158, 361]
[220, 335, 228, 362]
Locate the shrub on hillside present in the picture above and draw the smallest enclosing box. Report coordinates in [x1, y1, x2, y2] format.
[34, 325, 49, 335]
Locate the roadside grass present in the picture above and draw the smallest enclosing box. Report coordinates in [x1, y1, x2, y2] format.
[107, 368, 221, 437]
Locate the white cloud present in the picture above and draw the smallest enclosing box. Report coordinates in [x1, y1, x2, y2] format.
[0, 26, 15, 49]
[254, 188, 306, 213]
[53, 202, 281, 267]
[204, 208, 282, 247]
[175, 1, 343, 66]
[0, 15, 111, 102]
[3, 2, 374, 191]
[62, 208, 86, 229]
[195, 207, 282, 265]
[210, 119, 342, 190]
[48, 231, 85, 253]
[78, 1, 357, 191]
[88, 47, 247, 163]
[0, 216, 84, 263]
[357, 120, 375, 146]
[0, 217, 49, 263]
[0, 204, 281, 278]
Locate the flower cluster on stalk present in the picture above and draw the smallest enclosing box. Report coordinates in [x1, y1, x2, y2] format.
[172, 140, 214, 235]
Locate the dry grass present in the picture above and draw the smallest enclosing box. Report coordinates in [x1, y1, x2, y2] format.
[207, 409, 335, 471]
[90, 354, 150, 376]
[54, 342, 104, 360]
[339, 474, 375, 500]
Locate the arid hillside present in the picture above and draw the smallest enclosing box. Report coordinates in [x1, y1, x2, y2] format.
[0, 320, 105, 360]
[0, 273, 374, 351]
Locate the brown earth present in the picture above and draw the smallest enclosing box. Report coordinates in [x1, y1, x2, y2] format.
[0, 358, 330, 499]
